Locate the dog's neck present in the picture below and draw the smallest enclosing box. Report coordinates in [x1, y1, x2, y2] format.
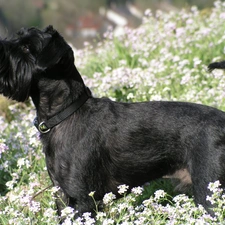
[31, 66, 87, 122]
[32, 79, 91, 134]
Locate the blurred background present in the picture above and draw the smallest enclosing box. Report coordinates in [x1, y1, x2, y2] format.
[0, 0, 219, 48]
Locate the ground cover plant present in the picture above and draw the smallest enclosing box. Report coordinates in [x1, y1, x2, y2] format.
[1, 1, 225, 224]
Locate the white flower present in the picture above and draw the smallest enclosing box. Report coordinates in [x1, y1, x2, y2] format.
[104, 66, 112, 73]
[88, 191, 95, 197]
[74, 217, 83, 225]
[117, 202, 129, 213]
[96, 212, 106, 220]
[144, 9, 151, 17]
[6, 180, 15, 190]
[29, 200, 41, 213]
[193, 57, 202, 67]
[102, 218, 114, 225]
[43, 208, 56, 218]
[143, 198, 154, 207]
[62, 218, 72, 225]
[51, 186, 60, 194]
[206, 196, 215, 205]
[208, 180, 221, 192]
[154, 190, 166, 200]
[131, 186, 144, 196]
[103, 192, 116, 205]
[17, 158, 30, 169]
[121, 222, 130, 225]
[82, 212, 95, 225]
[118, 184, 129, 195]
[127, 93, 134, 100]
[0, 142, 8, 157]
[61, 206, 74, 218]
[173, 194, 190, 205]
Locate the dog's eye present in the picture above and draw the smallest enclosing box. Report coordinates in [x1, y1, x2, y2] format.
[21, 45, 30, 53]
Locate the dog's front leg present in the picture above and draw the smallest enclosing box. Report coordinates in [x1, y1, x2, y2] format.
[54, 186, 70, 217]
[47, 169, 70, 218]
[74, 193, 97, 219]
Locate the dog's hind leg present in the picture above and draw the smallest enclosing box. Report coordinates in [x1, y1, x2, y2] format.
[190, 146, 223, 215]
[192, 171, 214, 212]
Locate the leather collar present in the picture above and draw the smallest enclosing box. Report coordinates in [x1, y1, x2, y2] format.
[34, 87, 91, 134]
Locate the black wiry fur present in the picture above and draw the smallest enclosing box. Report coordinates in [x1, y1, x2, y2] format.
[0, 26, 225, 218]
[208, 60, 225, 71]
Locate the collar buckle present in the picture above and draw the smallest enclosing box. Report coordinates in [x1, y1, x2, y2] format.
[38, 121, 51, 133]
[33, 118, 51, 134]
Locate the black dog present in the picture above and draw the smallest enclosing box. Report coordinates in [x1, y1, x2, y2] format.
[0, 26, 225, 218]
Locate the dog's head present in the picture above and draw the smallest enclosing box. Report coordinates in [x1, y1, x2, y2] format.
[0, 25, 77, 102]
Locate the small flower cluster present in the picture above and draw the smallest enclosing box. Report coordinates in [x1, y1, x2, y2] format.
[0, 141, 8, 158]
[71, 182, 224, 225]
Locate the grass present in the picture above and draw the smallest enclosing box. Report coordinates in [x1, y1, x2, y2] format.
[1, 1, 225, 224]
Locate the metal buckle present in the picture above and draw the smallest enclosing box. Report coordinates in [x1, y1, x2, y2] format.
[38, 121, 51, 134]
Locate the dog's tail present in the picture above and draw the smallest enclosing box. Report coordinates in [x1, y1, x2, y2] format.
[208, 60, 225, 72]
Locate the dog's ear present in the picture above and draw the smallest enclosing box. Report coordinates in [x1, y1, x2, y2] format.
[37, 26, 73, 70]
[43, 25, 56, 35]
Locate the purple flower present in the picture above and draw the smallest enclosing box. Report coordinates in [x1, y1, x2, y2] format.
[0, 142, 8, 158]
